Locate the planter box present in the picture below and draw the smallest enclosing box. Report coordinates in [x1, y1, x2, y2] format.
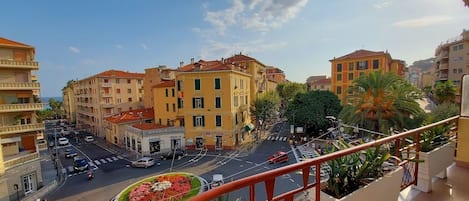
[320, 167, 403, 201]
[413, 142, 455, 192]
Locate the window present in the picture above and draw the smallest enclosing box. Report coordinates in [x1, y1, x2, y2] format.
[166, 103, 169, 112]
[128, 98, 132, 102]
[177, 80, 183, 91]
[349, 73, 354, 81]
[349, 62, 354, 70]
[127, 79, 131, 84]
[172, 103, 176, 112]
[453, 46, 458, 51]
[348, 86, 353, 94]
[458, 44, 464, 50]
[240, 95, 244, 104]
[138, 80, 142, 84]
[357, 61, 368, 70]
[454, 69, 458, 74]
[104, 79, 109, 83]
[22, 173, 35, 194]
[195, 79, 201, 90]
[214, 78, 221, 89]
[165, 89, 169, 97]
[215, 97, 221, 108]
[192, 97, 204, 108]
[337, 86, 342, 94]
[458, 68, 463, 73]
[337, 74, 342, 81]
[234, 96, 238, 107]
[116, 79, 120, 84]
[245, 96, 248, 104]
[240, 79, 244, 89]
[359, 72, 365, 77]
[337, 63, 342, 72]
[216, 115, 222, 127]
[193, 116, 205, 127]
[116, 88, 121, 94]
[373, 59, 379, 69]
[127, 89, 131, 94]
[178, 98, 183, 108]
[172, 88, 175, 97]
[234, 79, 238, 89]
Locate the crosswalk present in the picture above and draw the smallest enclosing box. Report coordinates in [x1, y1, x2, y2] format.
[266, 136, 288, 142]
[65, 155, 124, 176]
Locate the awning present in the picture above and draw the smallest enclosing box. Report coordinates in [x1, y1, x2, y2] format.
[244, 123, 255, 132]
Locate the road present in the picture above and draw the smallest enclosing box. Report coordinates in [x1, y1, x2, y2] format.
[44, 121, 313, 201]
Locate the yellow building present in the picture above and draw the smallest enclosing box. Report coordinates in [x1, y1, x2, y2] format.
[152, 80, 179, 126]
[176, 59, 252, 150]
[103, 108, 153, 146]
[225, 54, 269, 100]
[62, 80, 76, 123]
[74, 70, 144, 139]
[0, 37, 44, 200]
[143, 66, 176, 108]
[330, 49, 405, 103]
[309, 78, 331, 91]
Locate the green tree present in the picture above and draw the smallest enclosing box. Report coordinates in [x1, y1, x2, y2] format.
[434, 80, 457, 104]
[340, 71, 423, 134]
[251, 91, 280, 128]
[428, 102, 459, 122]
[49, 98, 64, 119]
[286, 90, 342, 133]
[276, 82, 306, 104]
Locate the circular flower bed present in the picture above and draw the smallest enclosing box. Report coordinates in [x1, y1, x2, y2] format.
[116, 172, 202, 201]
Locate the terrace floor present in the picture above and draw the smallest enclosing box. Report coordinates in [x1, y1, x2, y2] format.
[399, 163, 469, 201]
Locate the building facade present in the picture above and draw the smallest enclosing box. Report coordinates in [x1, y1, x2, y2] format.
[152, 80, 179, 126]
[143, 66, 176, 108]
[330, 49, 406, 102]
[125, 123, 184, 156]
[62, 80, 76, 123]
[176, 59, 252, 150]
[225, 54, 269, 100]
[266, 66, 286, 84]
[103, 108, 153, 146]
[74, 70, 144, 138]
[433, 29, 469, 91]
[0, 37, 44, 201]
[308, 78, 331, 91]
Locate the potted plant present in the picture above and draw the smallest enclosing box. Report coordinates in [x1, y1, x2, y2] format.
[321, 140, 403, 201]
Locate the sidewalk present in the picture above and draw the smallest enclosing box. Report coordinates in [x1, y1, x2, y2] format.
[93, 137, 138, 161]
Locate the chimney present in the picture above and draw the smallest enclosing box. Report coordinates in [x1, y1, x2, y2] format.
[194, 62, 201, 70]
[221, 57, 224, 64]
[179, 61, 184, 67]
[191, 58, 194, 64]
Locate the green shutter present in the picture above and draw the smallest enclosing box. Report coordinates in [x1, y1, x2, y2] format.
[195, 79, 200, 90]
[192, 98, 196, 108]
[193, 116, 196, 127]
[201, 98, 204, 108]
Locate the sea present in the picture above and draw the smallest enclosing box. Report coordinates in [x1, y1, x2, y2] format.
[41, 96, 62, 109]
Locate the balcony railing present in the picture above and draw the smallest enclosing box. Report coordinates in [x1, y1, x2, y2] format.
[4, 152, 40, 170]
[0, 82, 40, 90]
[439, 63, 448, 70]
[0, 59, 39, 69]
[191, 116, 459, 201]
[102, 83, 112, 88]
[0, 103, 44, 113]
[0, 123, 45, 136]
[101, 93, 112, 97]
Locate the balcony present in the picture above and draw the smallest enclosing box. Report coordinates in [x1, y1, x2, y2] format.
[438, 63, 448, 70]
[0, 82, 40, 90]
[0, 123, 44, 136]
[0, 59, 39, 70]
[101, 93, 112, 97]
[439, 73, 448, 80]
[0, 103, 44, 113]
[101, 103, 114, 108]
[3, 151, 40, 170]
[191, 116, 465, 201]
[102, 83, 112, 88]
[77, 110, 94, 117]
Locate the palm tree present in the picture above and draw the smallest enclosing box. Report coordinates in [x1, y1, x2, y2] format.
[434, 80, 457, 104]
[340, 71, 423, 135]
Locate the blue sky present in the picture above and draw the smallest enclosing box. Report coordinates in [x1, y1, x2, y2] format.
[3, 0, 469, 97]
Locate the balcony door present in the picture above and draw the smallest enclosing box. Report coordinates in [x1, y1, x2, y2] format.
[22, 173, 36, 195]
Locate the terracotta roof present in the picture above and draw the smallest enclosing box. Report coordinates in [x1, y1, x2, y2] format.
[153, 80, 175, 88]
[177, 59, 247, 72]
[0, 37, 34, 48]
[132, 122, 167, 130]
[225, 54, 256, 63]
[97, 69, 145, 78]
[331, 49, 388, 61]
[312, 78, 331, 85]
[104, 108, 154, 124]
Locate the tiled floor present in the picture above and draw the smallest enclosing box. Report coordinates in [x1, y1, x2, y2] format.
[399, 163, 469, 201]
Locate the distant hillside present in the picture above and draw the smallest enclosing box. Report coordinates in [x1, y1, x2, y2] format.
[408, 58, 435, 72]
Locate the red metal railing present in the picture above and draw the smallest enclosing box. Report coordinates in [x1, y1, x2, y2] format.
[190, 116, 459, 201]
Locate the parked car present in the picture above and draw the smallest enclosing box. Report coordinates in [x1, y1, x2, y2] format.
[210, 174, 224, 189]
[160, 149, 185, 160]
[73, 157, 89, 172]
[58, 137, 69, 146]
[131, 157, 155, 168]
[84, 136, 94, 142]
[64, 149, 78, 158]
[268, 151, 289, 164]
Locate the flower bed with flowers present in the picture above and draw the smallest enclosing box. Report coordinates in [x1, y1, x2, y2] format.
[117, 172, 202, 201]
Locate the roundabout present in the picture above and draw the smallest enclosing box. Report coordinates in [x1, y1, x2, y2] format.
[113, 172, 208, 201]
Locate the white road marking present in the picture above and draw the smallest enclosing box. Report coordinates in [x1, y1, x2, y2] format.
[100, 159, 107, 164]
[106, 158, 113, 162]
[94, 160, 101, 165]
[112, 156, 119, 161]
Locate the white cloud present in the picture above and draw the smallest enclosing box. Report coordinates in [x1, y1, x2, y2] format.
[204, 0, 308, 34]
[393, 15, 452, 28]
[200, 39, 287, 59]
[373, 0, 392, 9]
[115, 44, 124, 49]
[141, 44, 148, 50]
[68, 46, 80, 53]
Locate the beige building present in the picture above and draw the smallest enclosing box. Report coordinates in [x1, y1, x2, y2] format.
[143, 66, 176, 108]
[74, 70, 144, 138]
[434, 29, 469, 90]
[103, 108, 153, 146]
[0, 37, 44, 201]
[125, 123, 184, 156]
[308, 77, 331, 91]
[62, 80, 76, 123]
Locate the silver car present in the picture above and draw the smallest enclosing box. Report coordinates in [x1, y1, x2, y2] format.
[131, 157, 155, 168]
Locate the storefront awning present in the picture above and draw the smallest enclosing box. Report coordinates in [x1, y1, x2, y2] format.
[244, 123, 255, 132]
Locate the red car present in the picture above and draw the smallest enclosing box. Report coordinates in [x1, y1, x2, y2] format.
[268, 151, 289, 164]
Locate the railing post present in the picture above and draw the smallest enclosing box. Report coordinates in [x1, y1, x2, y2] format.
[315, 163, 321, 201]
[394, 139, 401, 165]
[414, 133, 420, 186]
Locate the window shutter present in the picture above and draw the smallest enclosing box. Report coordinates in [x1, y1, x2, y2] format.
[202, 116, 205, 126]
[201, 98, 204, 108]
[193, 116, 196, 127]
[192, 98, 196, 108]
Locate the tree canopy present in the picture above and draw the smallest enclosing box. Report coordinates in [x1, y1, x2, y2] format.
[251, 91, 280, 127]
[434, 80, 457, 104]
[276, 82, 306, 104]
